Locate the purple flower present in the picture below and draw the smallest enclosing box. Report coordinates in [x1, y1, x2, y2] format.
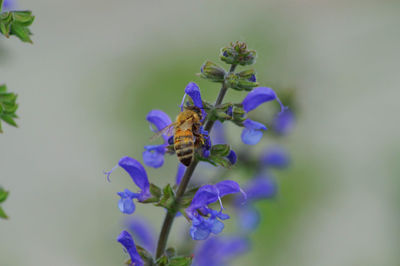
[273, 109, 295, 135]
[241, 119, 267, 145]
[243, 175, 277, 202]
[126, 217, 156, 255]
[193, 236, 249, 266]
[143, 110, 172, 168]
[175, 163, 186, 185]
[211, 121, 227, 145]
[240, 87, 286, 145]
[236, 205, 260, 232]
[117, 230, 144, 266]
[2, 0, 16, 11]
[180, 82, 206, 119]
[186, 180, 245, 240]
[202, 135, 212, 158]
[105, 157, 151, 214]
[260, 146, 290, 169]
[234, 175, 276, 231]
[143, 144, 167, 169]
[242, 87, 285, 113]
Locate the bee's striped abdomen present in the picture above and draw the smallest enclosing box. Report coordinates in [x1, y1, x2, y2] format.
[174, 129, 194, 166]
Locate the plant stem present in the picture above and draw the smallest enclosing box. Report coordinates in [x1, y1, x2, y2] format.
[155, 64, 237, 259]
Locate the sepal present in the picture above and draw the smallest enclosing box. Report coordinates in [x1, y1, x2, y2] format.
[199, 60, 226, 82]
[136, 245, 155, 265]
[210, 144, 230, 157]
[225, 72, 258, 91]
[141, 183, 162, 203]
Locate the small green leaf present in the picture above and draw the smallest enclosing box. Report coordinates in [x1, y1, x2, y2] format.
[156, 255, 169, 266]
[0, 84, 19, 132]
[168, 256, 192, 266]
[156, 184, 176, 212]
[0, 187, 9, 203]
[0, 206, 8, 219]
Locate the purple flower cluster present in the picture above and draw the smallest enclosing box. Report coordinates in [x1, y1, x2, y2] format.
[105, 42, 296, 265]
[186, 180, 245, 240]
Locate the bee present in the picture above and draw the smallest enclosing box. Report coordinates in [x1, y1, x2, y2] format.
[153, 106, 204, 166]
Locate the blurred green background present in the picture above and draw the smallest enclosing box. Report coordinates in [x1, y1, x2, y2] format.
[1, 0, 400, 265]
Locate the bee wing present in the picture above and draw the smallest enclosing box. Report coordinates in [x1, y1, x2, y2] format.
[150, 123, 177, 141]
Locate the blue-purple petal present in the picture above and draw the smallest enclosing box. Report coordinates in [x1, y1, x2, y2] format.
[245, 175, 277, 202]
[226, 150, 237, 165]
[117, 189, 139, 214]
[237, 206, 260, 232]
[215, 180, 241, 198]
[146, 109, 172, 133]
[209, 218, 224, 234]
[193, 236, 249, 266]
[185, 82, 203, 109]
[117, 231, 144, 266]
[242, 87, 285, 113]
[241, 119, 267, 145]
[2, 0, 16, 10]
[260, 146, 290, 169]
[143, 145, 166, 168]
[189, 185, 219, 210]
[273, 109, 295, 135]
[127, 217, 156, 255]
[212, 121, 227, 144]
[118, 157, 150, 194]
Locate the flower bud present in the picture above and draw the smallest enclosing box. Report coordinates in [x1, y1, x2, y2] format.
[211, 144, 231, 157]
[200, 60, 226, 82]
[232, 106, 246, 123]
[225, 72, 258, 91]
[220, 41, 257, 66]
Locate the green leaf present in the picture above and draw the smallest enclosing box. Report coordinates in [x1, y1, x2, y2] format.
[0, 206, 8, 219]
[156, 255, 169, 266]
[0, 10, 35, 43]
[156, 184, 176, 212]
[168, 256, 192, 266]
[0, 187, 9, 203]
[0, 84, 19, 132]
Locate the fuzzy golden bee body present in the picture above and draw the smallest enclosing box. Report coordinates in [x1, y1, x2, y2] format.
[154, 107, 203, 166]
[173, 109, 202, 166]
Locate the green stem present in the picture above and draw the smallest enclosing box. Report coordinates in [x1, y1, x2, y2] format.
[155, 64, 237, 259]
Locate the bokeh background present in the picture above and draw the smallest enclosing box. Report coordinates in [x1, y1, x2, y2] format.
[1, 0, 400, 265]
